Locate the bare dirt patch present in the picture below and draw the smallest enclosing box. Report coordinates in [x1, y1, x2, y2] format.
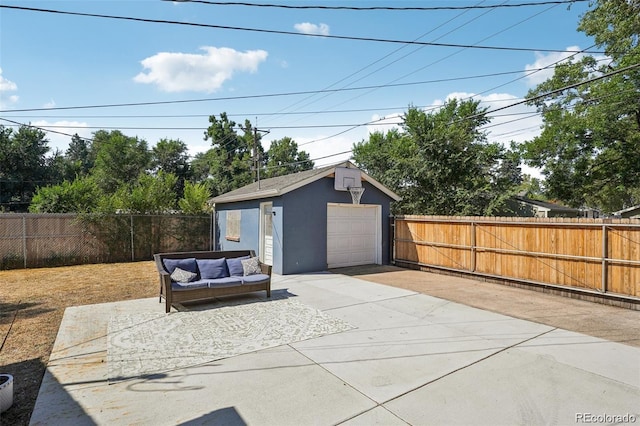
[0, 261, 158, 426]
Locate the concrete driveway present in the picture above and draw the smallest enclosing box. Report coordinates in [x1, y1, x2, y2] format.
[30, 270, 640, 425]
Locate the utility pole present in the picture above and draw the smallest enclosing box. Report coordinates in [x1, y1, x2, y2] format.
[251, 123, 270, 190]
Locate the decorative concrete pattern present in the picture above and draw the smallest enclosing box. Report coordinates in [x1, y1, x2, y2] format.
[107, 298, 355, 382]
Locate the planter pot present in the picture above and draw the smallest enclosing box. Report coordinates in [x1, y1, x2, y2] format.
[0, 374, 13, 413]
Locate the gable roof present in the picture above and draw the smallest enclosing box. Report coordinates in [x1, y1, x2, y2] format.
[210, 161, 401, 204]
[514, 196, 580, 213]
[612, 204, 640, 217]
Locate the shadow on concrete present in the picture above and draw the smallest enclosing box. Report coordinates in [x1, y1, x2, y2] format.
[180, 406, 246, 425]
[1, 358, 96, 426]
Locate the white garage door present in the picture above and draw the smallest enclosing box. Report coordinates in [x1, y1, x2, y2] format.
[327, 204, 381, 269]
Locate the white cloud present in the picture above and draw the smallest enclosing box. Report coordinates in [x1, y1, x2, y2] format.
[134, 46, 268, 93]
[0, 68, 17, 92]
[0, 68, 19, 109]
[43, 99, 56, 108]
[294, 22, 330, 36]
[524, 45, 589, 86]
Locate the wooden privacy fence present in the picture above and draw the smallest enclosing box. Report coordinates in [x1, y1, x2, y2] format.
[393, 216, 640, 299]
[0, 213, 212, 269]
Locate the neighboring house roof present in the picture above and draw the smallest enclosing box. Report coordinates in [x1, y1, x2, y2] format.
[612, 204, 640, 218]
[514, 196, 580, 213]
[210, 161, 401, 204]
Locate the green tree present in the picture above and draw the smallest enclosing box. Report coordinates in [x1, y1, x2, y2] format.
[152, 138, 191, 177]
[353, 101, 522, 215]
[0, 125, 52, 211]
[151, 138, 192, 199]
[263, 137, 314, 178]
[199, 113, 262, 196]
[178, 181, 212, 214]
[352, 128, 420, 212]
[29, 176, 100, 213]
[104, 171, 178, 214]
[520, 0, 640, 212]
[91, 130, 151, 194]
[63, 134, 93, 179]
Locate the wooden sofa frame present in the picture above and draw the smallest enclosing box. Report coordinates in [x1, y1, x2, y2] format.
[154, 250, 272, 313]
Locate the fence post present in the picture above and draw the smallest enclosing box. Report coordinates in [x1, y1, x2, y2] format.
[390, 216, 396, 265]
[471, 221, 476, 272]
[130, 215, 135, 262]
[601, 224, 608, 293]
[22, 215, 27, 269]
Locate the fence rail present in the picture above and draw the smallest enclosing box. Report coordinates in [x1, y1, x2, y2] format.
[393, 216, 640, 300]
[0, 213, 212, 269]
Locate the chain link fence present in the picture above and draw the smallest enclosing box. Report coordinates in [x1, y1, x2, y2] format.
[0, 213, 212, 269]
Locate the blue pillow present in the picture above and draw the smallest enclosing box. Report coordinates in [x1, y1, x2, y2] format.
[163, 258, 198, 275]
[226, 255, 250, 277]
[197, 258, 229, 279]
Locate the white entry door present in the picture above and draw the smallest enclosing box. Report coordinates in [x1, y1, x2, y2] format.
[327, 203, 381, 269]
[260, 202, 273, 266]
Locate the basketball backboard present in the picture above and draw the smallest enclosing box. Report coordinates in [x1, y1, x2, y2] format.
[334, 167, 362, 191]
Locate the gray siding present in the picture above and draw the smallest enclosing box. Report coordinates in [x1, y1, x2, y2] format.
[214, 200, 260, 254]
[281, 176, 393, 274]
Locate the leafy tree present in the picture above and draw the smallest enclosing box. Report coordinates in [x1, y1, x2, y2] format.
[152, 138, 191, 177]
[517, 174, 546, 200]
[151, 138, 192, 199]
[64, 134, 93, 179]
[0, 125, 52, 211]
[199, 113, 263, 196]
[263, 137, 314, 178]
[178, 181, 212, 214]
[90, 130, 151, 194]
[353, 100, 522, 215]
[29, 176, 100, 213]
[104, 171, 178, 214]
[520, 0, 640, 212]
[352, 128, 420, 212]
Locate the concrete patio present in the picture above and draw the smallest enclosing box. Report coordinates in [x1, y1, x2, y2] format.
[30, 272, 640, 425]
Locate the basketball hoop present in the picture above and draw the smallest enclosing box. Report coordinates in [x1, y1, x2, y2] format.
[348, 187, 365, 204]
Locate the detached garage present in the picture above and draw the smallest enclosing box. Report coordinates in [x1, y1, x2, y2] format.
[210, 161, 400, 275]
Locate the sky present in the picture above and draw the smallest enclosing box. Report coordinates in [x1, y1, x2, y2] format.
[0, 0, 598, 177]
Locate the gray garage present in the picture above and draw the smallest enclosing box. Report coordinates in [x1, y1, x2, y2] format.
[210, 161, 400, 275]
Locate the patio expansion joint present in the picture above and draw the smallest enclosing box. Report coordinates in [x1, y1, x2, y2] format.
[287, 343, 399, 425]
[377, 326, 560, 406]
[320, 292, 421, 313]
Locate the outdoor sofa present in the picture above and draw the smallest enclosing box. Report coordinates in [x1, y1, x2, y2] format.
[153, 250, 271, 313]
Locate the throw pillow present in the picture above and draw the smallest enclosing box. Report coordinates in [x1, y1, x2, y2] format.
[170, 267, 197, 283]
[241, 257, 262, 276]
[226, 255, 251, 277]
[163, 257, 198, 275]
[197, 258, 228, 279]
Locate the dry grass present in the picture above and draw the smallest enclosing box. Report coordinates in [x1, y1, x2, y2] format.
[0, 261, 158, 426]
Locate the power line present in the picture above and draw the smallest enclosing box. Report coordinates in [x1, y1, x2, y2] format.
[298, 62, 640, 148]
[0, 67, 565, 114]
[170, 0, 589, 11]
[0, 4, 605, 54]
[261, 0, 494, 127]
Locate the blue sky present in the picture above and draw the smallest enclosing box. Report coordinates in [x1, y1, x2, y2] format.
[1, 1, 596, 176]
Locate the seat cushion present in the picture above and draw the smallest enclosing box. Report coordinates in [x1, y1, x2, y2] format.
[207, 277, 243, 288]
[226, 256, 250, 277]
[163, 257, 198, 275]
[241, 274, 270, 284]
[171, 279, 209, 291]
[197, 258, 229, 279]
